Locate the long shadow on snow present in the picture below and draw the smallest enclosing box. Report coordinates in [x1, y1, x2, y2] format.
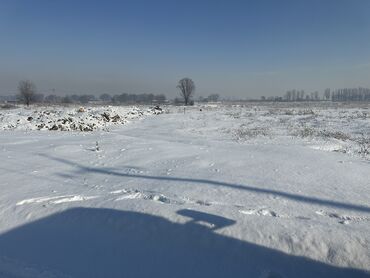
[0, 207, 368, 278]
[40, 154, 370, 213]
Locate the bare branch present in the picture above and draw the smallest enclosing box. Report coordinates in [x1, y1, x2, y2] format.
[17, 80, 36, 107]
[177, 78, 195, 105]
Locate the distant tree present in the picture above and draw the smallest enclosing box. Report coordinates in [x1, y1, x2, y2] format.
[61, 96, 73, 104]
[197, 96, 207, 102]
[79, 94, 95, 104]
[324, 88, 331, 100]
[155, 94, 166, 103]
[33, 93, 44, 103]
[285, 91, 292, 101]
[177, 78, 195, 105]
[173, 97, 183, 105]
[292, 90, 297, 101]
[17, 80, 36, 106]
[114, 93, 128, 103]
[207, 94, 220, 102]
[314, 91, 319, 100]
[99, 93, 112, 102]
[45, 94, 61, 103]
[70, 94, 81, 103]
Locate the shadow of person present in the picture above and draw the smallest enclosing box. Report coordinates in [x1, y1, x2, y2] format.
[0, 208, 367, 278]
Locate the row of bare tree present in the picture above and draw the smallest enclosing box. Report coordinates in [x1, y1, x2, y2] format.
[261, 87, 370, 102]
[15, 78, 196, 106]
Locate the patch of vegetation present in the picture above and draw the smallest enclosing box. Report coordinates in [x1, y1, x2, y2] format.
[233, 125, 270, 141]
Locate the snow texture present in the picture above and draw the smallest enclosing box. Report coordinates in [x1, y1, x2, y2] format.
[0, 103, 369, 277]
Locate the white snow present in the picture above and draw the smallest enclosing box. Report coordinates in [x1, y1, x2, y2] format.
[16, 195, 75, 206]
[0, 103, 369, 278]
[0, 105, 162, 131]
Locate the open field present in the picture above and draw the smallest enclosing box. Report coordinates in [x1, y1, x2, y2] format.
[0, 102, 369, 277]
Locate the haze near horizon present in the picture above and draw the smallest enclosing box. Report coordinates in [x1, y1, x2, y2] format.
[1, 0, 370, 98]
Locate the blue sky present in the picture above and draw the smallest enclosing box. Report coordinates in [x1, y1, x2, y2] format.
[1, 0, 370, 98]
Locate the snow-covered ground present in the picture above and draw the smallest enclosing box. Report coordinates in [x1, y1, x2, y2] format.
[0, 103, 369, 278]
[0, 105, 163, 131]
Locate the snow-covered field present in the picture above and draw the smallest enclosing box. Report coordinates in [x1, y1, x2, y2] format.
[0, 105, 163, 131]
[0, 103, 369, 278]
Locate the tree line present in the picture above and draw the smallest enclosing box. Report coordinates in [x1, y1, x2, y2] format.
[15, 80, 167, 106]
[21, 92, 168, 105]
[261, 87, 370, 102]
[325, 88, 370, 102]
[12, 78, 199, 106]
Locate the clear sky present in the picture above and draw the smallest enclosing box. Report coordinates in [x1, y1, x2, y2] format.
[1, 0, 370, 98]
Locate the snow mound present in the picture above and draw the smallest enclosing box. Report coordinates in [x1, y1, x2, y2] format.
[0, 105, 163, 131]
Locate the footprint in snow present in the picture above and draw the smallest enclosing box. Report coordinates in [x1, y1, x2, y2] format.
[315, 210, 369, 224]
[194, 200, 212, 206]
[113, 189, 184, 205]
[239, 208, 280, 217]
[115, 192, 142, 200]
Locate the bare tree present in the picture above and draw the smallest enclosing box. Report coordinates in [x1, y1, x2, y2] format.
[324, 88, 331, 101]
[177, 78, 195, 105]
[207, 94, 220, 102]
[99, 93, 112, 102]
[18, 80, 36, 106]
